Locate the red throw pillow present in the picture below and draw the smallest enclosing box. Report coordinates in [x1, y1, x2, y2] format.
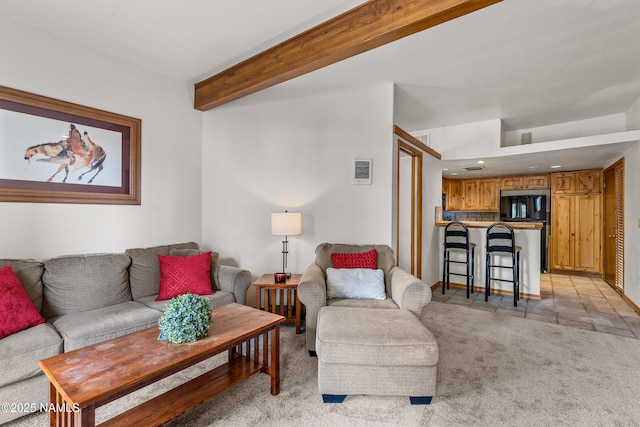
[0, 265, 45, 339]
[331, 249, 377, 269]
[155, 252, 215, 301]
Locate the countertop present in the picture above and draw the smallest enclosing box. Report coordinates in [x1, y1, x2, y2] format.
[435, 220, 543, 230]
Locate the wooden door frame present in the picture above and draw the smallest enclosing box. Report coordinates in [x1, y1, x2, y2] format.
[396, 139, 423, 278]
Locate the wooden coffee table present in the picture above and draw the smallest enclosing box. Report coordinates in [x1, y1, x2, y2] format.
[254, 274, 303, 334]
[38, 303, 284, 427]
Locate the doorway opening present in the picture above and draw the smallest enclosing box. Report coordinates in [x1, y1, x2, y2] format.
[396, 139, 423, 278]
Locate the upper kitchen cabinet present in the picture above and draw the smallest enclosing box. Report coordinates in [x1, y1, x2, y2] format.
[524, 174, 550, 189]
[443, 177, 497, 211]
[442, 178, 463, 210]
[462, 179, 480, 210]
[550, 172, 576, 194]
[551, 170, 601, 194]
[500, 176, 524, 190]
[480, 178, 499, 210]
[576, 170, 601, 193]
[500, 174, 549, 190]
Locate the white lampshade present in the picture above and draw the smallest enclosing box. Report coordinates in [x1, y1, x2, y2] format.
[271, 212, 302, 236]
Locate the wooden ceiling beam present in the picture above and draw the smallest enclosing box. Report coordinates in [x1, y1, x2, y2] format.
[194, 0, 502, 111]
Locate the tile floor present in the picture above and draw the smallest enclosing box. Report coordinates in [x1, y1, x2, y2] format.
[433, 273, 640, 339]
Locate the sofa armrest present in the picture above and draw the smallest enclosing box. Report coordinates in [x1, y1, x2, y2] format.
[214, 265, 252, 305]
[389, 266, 432, 316]
[298, 263, 327, 351]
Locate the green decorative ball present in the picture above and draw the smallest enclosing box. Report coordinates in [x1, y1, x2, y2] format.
[158, 293, 212, 343]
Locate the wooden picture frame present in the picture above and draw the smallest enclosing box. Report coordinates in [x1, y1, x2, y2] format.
[0, 85, 141, 204]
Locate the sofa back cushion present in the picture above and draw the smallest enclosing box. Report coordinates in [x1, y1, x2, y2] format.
[314, 243, 396, 291]
[0, 259, 44, 311]
[125, 242, 200, 300]
[42, 253, 132, 318]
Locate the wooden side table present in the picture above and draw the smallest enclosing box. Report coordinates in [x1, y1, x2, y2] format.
[254, 274, 303, 334]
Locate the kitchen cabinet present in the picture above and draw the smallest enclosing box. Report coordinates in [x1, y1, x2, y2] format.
[524, 174, 549, 189]
[462, 179, 480, 210]
[444, 177, 499, 211]
[442, 178, 463, 210]
[550, 170, 602, 273]
[480, 178, 499, 210]
[550, 172, 575, 194]
[500, 174, 549, 190]
[576, 170, 601, 193]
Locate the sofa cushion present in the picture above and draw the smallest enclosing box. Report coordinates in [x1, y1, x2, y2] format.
[126, 242, 200, 300]
[139, 291, 235, 312]
[0, 266, 45, 339]
[326, 268, 386, 300]
[331, 249, 377, 269]
[42, 253, 132, 318]
[0, 259, 44, 311]
[327, 297, 399, 310]
[156, 252, 214, 300]
[0, 322, 62, 388]
[48, 301, 162, 352]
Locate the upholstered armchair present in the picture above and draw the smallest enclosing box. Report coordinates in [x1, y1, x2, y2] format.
[297, 243, 432, 355]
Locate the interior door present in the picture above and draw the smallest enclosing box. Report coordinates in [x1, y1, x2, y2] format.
[396, 140, 422, 278]
[603, 159, 624, 291]
[551, 195, 574, 270]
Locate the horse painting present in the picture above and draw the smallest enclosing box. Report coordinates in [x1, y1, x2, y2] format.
[24, 124, 107, 183]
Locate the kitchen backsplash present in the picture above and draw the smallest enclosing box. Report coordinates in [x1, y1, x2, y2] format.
[442, 211, 500, 222]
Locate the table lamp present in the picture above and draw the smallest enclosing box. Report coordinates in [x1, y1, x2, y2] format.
[271, 211, 302, 282]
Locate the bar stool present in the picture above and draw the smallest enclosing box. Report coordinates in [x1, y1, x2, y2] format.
[442, 221, 475, 298]
[485, 222, 521, 306]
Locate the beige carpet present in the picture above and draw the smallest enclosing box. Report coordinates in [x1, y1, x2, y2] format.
[7, 301, 640, 426]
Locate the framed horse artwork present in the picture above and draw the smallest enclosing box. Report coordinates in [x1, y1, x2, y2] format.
[0, 85, 141, 204]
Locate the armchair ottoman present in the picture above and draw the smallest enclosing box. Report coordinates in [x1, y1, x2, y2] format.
[316, 306, 439, 404]
[298, 243, 432, 356]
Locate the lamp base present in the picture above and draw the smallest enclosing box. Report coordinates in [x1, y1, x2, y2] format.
[274, 272, 287, 283]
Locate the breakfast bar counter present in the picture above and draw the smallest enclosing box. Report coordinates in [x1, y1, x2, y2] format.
[437, 221, 543, 299]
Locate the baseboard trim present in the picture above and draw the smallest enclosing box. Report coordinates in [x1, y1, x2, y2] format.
[621, 293, 640, 316]
[432, 281, 541, 301]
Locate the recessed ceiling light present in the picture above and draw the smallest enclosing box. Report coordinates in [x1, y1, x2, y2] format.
[477, 160, 485, 164]
[451, 172, 458, 176]
[528, 166, 539, 170]
[551, 165, 562, 169]
[443, 168, 449, 171]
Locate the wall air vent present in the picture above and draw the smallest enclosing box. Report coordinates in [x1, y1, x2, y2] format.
[464, 166, 486, 171]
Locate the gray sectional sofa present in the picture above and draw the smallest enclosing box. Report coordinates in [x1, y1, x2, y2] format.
[0, 242, 251, 425]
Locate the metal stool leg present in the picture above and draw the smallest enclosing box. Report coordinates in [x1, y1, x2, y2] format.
[470, 246, 476, 293]
[465, 248, 470, 299]
[485, 253, 490, 301]
[442, 250, 447, 294]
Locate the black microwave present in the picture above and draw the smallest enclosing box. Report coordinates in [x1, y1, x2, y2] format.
[500, 195, 546, 221]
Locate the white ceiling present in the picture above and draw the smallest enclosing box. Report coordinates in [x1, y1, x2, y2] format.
[2, 0, 639, 177]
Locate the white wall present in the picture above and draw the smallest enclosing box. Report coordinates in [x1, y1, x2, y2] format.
[201, 84, 395, 280]
[421, 151, 444, 287]
[426, 119, 502, 160]
[623, 142, 640, 307]
[628, 95, 640, 130]
[0, 15, 203, 259]
[503, 114, 627, 146]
